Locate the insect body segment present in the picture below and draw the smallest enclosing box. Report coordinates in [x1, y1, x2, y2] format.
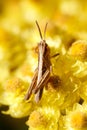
[34, 36, 51, 102]
[25, 21, 59, 103]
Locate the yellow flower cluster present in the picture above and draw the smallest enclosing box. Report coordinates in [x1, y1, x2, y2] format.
[0, 0, 87, 130]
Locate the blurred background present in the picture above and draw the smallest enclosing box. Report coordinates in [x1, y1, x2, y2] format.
[0, 0, 87, 130]
[0, 105, 28, 130]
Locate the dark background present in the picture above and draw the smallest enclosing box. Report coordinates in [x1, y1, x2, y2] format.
[0, 106, 28, 130]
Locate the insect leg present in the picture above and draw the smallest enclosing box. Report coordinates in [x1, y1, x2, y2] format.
[51, 53, 59, 58]
[24, 68, 38, 100]
[34, 69, 50, 103]
[34, 88, 43, 103]
[33, 69, 50, 94]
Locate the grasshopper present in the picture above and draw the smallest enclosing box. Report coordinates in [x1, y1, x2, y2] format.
[24, 21, 59, 103]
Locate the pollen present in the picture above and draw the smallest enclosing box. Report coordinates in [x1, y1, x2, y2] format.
[70, 111, 87, 128]
[26, 111, 47, 128]
[5, 77, 26, 95]
[68, 40, 87, 60]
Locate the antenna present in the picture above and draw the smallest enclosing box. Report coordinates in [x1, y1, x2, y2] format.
[44, 22, 48, 40]
[36, 21, 43, 40]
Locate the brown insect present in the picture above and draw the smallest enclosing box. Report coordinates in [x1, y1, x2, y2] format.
[24, 21, 59, 103]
